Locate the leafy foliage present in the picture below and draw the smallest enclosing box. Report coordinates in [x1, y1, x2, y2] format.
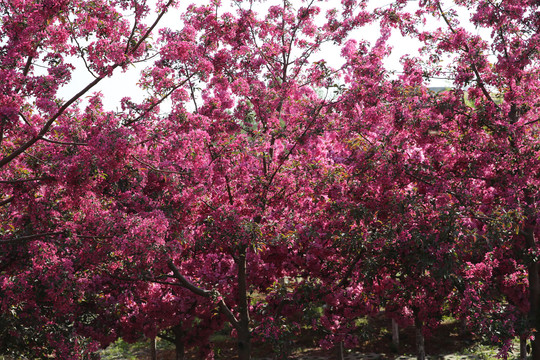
[1, 0, 540, 359]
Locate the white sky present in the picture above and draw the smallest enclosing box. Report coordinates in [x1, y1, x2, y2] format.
[57, 0, 482, 111]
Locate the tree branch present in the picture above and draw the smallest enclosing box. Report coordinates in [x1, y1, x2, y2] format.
[130, 155, 187, 176]
[0, 177, 52, 184]
[40, 136, 88, 146]
[436, 3, 500, 110]
[0, 196, 14, 206]
[0, 231, 64, 244]
[67, 17, 99, 79]
[186, 71, 199, 113]
[123, 73, 196, 126]
[23, 55, 33, 76]
[523, 117, 540, 127]
[167, 260, 212, 298]
[125, 5, 139, 55]
[0, 0, 176, 169]
[225, 174, 234, 205]
[0, 75, 106, 169]
[261, 103, 326, 209]
[167, 260, 240, 328]
[129, 0, 175, 55]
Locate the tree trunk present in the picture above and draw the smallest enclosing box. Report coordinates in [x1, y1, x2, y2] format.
[520, 334, 528, 360]
[529, 259, 540, 360]
[237, 246, 252, 360]
[172, 325, 185, 360]
[414, 316, 425, 360]
[335, 341, 344, 360]
[150, 337, 157, 360]
[523, 201, 540, 360]
[392, 318, 399, 351]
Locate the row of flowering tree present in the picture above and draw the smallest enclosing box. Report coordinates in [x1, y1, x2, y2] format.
[1, 0, 539, 359]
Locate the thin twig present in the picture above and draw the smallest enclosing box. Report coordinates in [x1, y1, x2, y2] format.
[123, 73, 196, 126]
[76, 235, 114, 239]
[187, 72, 199, 113]
[0, 177, 52, 184]
[40, 136, 88, 146]
[130, 155, 187, 176]
[261, 103, 326, 209]
[0, 0, 175, 169]
[0, 196, 14, 206]
[437, 3, 500, 110]
[130, 0, 175, 54]
[125, 3, 140, 54]
[0, 231, 64, 244]
[522, 117, 540, 127]
[18, 112, 32, 126]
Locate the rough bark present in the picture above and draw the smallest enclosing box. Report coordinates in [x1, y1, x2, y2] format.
[150, 337, 157, 360]
[524, 194, 539, 360]
[173, 325, 185, 360]
[335, 341, 344, 360]
[520, 335, 528, 360]
[414, 316, 425, 360]
[392, 318, 400, 351]
[167, 260, 248, 358]
[529, 258, 540, 360]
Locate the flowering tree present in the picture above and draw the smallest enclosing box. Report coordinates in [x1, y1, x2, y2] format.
[1, 0, 372, 359]
[0, 0, 183, 357]
[356, 0, 540, 357]
[2, 0, 540, 360]
[127, 2, 373, 358]
[298, 32, 466, 359]
[293, 1, 540, 359]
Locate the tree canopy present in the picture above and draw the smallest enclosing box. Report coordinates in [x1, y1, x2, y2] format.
[1, 0, 540, 359]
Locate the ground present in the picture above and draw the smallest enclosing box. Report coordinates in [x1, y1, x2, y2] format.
[101, 312, 511, 360]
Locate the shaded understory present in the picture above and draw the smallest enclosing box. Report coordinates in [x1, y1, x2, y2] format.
[101, 313, 507, 360]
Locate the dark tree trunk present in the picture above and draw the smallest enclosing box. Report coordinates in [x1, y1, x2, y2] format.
[392, 318, 400, 351]
[520, 334, 528, 360]
[529, 258, 540, 360]
[523, 200, 540, 360]
[237, 246, 252, 360]
[166, 259, 249, 358]
[150, 337, 157, 360]
[172, 325, 185, 360]
[335, 341, 344, 360]
[414, 315, 425, 360]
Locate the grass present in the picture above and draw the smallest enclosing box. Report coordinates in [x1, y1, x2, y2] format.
[99, 338, 174, 360]
[97, 314, 529, 360]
